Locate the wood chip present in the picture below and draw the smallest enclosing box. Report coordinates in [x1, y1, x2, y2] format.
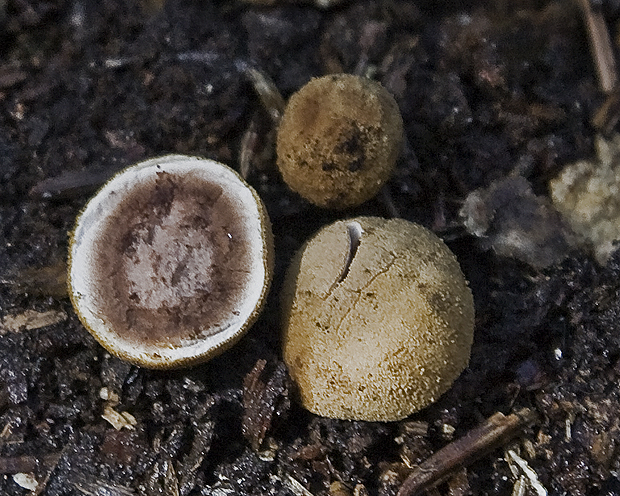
[577, 0, 618, 93]
[0, 309, 67, 335]
[102, 405, 137, 431]
[12, 472, 38, 491]
[505, 450, 547, 496]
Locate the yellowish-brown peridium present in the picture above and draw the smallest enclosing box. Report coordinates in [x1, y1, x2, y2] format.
[68, 155, 274, 369]
[281, 217, 474, 421]
[276, 74, 404, 209]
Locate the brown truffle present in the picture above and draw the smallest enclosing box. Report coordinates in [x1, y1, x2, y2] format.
[281, 217, 474, 421]
[68, 155, 273, 369]
[276, 74, 404, 209]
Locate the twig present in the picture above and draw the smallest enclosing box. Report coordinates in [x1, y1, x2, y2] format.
[592, 87, 620, 134]
[396, 408, 539, 496]
[29, 169, 115, 200]
[577, 0, 618, 93]
[236, 60, 285, 125]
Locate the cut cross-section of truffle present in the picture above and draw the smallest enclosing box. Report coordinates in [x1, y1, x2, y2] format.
[69, 155, 273, 369]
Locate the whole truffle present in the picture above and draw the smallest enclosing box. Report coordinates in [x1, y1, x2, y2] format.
[276, 74, 404, 209]
[281, 217, 474, 421]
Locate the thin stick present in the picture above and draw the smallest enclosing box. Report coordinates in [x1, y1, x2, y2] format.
[578, 0, 618, 93]
[591, 87, 620, 134]
[396, 408, 539, 496]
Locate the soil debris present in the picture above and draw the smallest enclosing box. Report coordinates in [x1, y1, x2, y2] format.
[1, 1, 619, 495]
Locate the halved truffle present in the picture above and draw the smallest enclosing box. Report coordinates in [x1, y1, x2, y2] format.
[69, 155, 273, 369]
[281, 217, 474, 421]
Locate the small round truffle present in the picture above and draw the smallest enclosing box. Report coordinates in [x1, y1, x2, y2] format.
[281, 217, 474, 421]
[68, 155, 273, 369]
[276, 74, 404, 209]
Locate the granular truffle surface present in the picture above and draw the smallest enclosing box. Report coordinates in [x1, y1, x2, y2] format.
[281, 217, 474, 421]
[276, 74, 403, 209]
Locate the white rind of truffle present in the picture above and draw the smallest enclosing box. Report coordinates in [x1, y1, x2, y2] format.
[69, 155, 273, 369]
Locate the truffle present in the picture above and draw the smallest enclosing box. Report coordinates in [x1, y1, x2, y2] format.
[276, 74, 404, 209]
[68, 155, 273, 369]
[281, 217, 474, 421]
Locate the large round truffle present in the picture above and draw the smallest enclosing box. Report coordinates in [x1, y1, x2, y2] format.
[281, 217, 474, 421]
[69, 155, 273, 369]
[276, 74, 404, 209]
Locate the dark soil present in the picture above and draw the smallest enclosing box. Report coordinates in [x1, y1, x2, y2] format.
[1, 0, 620, 495]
